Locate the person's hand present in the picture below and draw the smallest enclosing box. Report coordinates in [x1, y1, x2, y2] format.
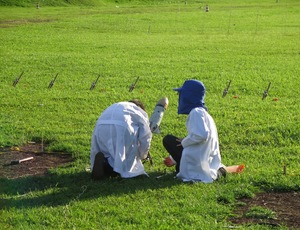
[163, 156, 176, 167]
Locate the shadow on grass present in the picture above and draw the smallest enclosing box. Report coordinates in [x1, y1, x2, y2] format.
[0, 169, 180, 209]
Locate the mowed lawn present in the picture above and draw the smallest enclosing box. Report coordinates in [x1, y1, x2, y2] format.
[0, 0, 299, 229]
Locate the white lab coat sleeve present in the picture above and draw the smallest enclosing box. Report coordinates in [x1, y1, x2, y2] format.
[181, 109, 209, 148]
[137, 118, 152, 160]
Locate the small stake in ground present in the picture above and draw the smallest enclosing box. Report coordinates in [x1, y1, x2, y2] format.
[48, 73, 58, 89]
[10, 157, 34, 165]
[205, 5, 209, 12]
[90, 75, 100, 90]
[283, 164, 286, 175]
[129, 76, 140, 92]
[262, 82, 271, 100]
[12, 71, 24, 87]
[222, 80, 232, 97]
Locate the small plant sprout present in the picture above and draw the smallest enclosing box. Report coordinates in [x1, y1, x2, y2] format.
[245, 206, 277, 219]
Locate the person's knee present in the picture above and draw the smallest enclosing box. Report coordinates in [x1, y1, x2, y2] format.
[163, 134, 174, 146]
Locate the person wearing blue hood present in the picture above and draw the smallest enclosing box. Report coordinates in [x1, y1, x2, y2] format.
[162, 80, 244, 183]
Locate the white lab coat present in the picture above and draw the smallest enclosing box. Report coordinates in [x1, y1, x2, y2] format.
[90, 102, 152, 178]
[177, 107, 223, 183]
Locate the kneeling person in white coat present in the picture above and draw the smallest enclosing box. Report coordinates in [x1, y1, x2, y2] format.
[90, 99, 152, 180]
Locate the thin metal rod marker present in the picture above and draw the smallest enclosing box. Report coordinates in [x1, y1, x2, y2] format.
[12, 71, 24, 87]
[129, 76, 140, 92]
[90, 75, 100, 90]
[48, 73, 58, 89]
[222, 80, 232, 97]
[262, 82, 271, 100]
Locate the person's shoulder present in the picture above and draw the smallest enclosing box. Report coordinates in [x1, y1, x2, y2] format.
[116, 101, 129, 106]
[110, 101, 131, 109]
[192, 107, 207, 114]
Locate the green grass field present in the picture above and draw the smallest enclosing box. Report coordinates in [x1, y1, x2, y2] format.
[0, 0, 299, 229]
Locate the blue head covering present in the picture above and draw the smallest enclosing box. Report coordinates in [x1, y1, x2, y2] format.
[173, 80, 207, 114]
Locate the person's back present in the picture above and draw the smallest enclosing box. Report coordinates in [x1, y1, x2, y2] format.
[163, 79, 244, 183]
[163, 79, 224, 183]
[177, 106, 222, 183]
[98, 102, 147, 125]
[91, 101, 152, 179]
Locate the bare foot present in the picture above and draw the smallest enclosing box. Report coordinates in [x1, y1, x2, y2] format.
[225, 164, 245, 173]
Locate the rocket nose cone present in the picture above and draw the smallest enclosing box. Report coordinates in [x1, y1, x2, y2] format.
[157, 97, 169, 109]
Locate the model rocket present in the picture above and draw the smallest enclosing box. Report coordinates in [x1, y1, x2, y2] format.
[149, 97, 169, 134]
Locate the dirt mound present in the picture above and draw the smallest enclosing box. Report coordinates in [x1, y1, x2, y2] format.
[230, 192, 300, 229]
[0, 142, 73, 179]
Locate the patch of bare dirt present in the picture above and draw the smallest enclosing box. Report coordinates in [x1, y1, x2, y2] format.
[230, 192, 300, 229]
[0, 142, 73, 179]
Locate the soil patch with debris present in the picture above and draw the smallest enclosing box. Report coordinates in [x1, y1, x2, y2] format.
[230, 192, 300, 229]
[0, 142, 73, 179]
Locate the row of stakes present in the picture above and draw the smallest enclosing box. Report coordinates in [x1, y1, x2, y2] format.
[12, 71, 139, 92]
[11, 71, 272, 100]
[222, 80, 273, 100]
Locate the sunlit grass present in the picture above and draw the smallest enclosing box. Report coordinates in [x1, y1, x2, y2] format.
[0, 0, 299, 229]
